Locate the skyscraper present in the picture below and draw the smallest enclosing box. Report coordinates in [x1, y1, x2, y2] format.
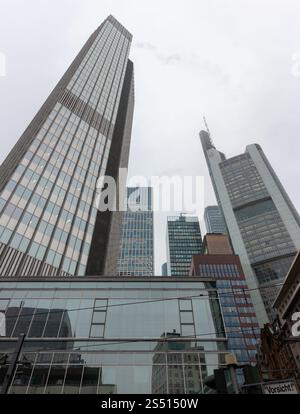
[118, 187, 154, 276]
[166, 215, 202, 276]
[0, 16, 134, 277]
[200, 130, 300, 323]
[204, 206, 227, 235]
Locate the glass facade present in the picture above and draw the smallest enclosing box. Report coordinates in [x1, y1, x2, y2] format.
[0, 16, 134, 277]
[252, 256, 295, 318]
[215, 279, 259, 363]
[0, 279, 229, 394]
[220, 154, 297, 320]
[192, 259, 260, 367]
[167, 216, 203, 277]
[118, 188, 154, 276]
[200, 131, 300, 322]
[162, 263, 168, 276]
[204, 206, 227, 235]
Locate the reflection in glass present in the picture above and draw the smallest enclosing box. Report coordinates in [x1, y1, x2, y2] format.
[80, 367, 99, 394]
[9, 365, 32, 394]
[63, 365, 83, 394]
[45, 365, 67, 394]
[27, 365, 50, 394]
[28, 300, 51, 338]
[5, 300, 23, 337]
[1, 281, 229, 394]
[152, 333, 206, 394]
[76, 300, 93, 338]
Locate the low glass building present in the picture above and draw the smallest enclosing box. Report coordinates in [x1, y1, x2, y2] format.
[0, 278, 230, 394]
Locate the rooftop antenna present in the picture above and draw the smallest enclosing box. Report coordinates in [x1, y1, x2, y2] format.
[203, 116, 215, 148]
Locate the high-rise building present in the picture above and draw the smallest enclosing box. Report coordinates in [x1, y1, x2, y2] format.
[118, 187, 154, 276]
[190, 234, 260, 368]
[204, 206, 227, 235]
[0, 16, 134, 277]
[200, 130, 300, 323]
[166, 215, 202, 276]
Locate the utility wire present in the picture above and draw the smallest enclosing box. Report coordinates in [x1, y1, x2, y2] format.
[0, 279, 294, 356]
[0, 279, 289, 323]
[1, 325, 265, 356]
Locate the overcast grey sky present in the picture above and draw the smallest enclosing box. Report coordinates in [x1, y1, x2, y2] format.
[0, 0, 300, 274]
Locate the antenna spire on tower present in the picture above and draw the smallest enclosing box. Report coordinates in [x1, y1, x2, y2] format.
[203, 116, 215, 147]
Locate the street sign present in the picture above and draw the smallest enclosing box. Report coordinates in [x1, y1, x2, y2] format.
[262, 380, 299, 394]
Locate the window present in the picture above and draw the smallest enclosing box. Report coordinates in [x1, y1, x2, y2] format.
[235, 199, 276, 222]
[181, 324, 195, 337]
[92, 312, 106, 324]
[180, 312, 194, 324]
[90, 325, 105, 338]
[89, 299, 108, 338]
[0, 228, 12, 244]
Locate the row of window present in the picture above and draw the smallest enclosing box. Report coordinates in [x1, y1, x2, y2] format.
[199, 263, 240, 279]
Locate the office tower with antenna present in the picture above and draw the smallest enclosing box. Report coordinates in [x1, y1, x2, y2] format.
[200, 124, 300, 323]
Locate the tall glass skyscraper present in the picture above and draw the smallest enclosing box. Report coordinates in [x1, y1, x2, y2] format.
[166, 215, 203, 276]
[0, 16, 134, 277]
[204, 206, 227, 235]
[200, 130, 300, 323]
[118, 187, 154, 276]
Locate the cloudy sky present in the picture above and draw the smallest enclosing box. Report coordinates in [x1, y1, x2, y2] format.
[0, 0, 300, 274]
